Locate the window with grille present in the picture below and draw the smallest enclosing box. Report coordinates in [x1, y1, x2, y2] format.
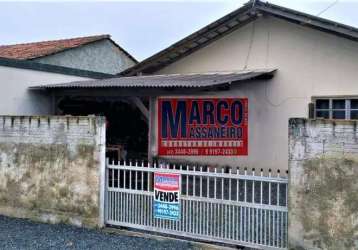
[315, 98, 358, 120]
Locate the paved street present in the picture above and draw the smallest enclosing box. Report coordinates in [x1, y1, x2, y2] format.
[0, 216, 204, 250]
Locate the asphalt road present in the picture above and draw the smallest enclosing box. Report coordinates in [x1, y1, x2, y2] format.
[0, 215, 203, 250]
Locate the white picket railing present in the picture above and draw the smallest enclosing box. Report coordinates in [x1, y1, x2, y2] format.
[105, 160, 288, 250]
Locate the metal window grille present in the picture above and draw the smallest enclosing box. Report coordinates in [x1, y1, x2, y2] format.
[315, 98, 358, 120]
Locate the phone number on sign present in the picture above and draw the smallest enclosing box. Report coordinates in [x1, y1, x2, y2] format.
[164, 148, 238, 155]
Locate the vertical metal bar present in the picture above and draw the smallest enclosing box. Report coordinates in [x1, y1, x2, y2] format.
[252, 169, 255, 243]
[269, 210, 271, 246]
[264, 209, 267, 245]
[135, 162, 138, 191]
[186, 165, 189, 196]
[223, 203, 226, 239]
[200, 166, 203, 198]
[117, 167, 120, 189]
[130, 193, 133, 224]
[123, 186, 126, 223]
[141, 162, 144, 190]
[256, 208, 258, 244]
[129, 192, 132, 224]
[243, 206, 246, 242]
[193, 166, 196, 197]
[186, 198, 189, 233]
[127, 192, 129, 224]
[144, 193, 147, 226]
[210, 202, 213, 237]
[139, 193, 142, 225]
[179, 196, 186, 232]
[111, 161, 114, 188]
[207, 171, 210, 198]
[206, 202, 209, 236]
[134, 194, 142, 225]
[237, 168, 240, 202]
[286, 211, 288, 247]
[244, 168, 247, 203]
[252, 169, 255, 203]
[234, 205, 237, 240]
[214, 168, 217, 199]
[248, 206, 251, 242]
[132, 192, 135, 225]
[272, 210, 277, 246]
[198, 201, 201, 235]
[129, 161, 132, 190]
[277, 179, 280, 248]
[195, 201, 200, 234]
[229, 169, 232, 201]
[112, 191, 115, 222]
[240, 206, 243, 242]
[150, 194, 153, 227]
[119, 189, 123, 222]
[281, 211, 284, 248]
[124, 167, 127, 190]
[147, 163, 150, 192]
[189, 200, 192, 234]
[269, 170, 272, 206]
[221, 170, 224, 239]
[277, 171, 280, 206]
[136, 192, 139, 225]
[221, 168, 224, 200]
[108, 190, 111, 221]
[260, 170, 263, 244]
[228, 204, 231, 239]
[144, 195, 152, 227]
[213, 203, 217, 237]
[115, 190, 118, 222]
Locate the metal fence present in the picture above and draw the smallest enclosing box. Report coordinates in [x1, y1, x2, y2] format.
[105, 160, 288, 250]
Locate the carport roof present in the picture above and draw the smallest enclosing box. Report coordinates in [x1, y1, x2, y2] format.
[29, 69, 275, 90]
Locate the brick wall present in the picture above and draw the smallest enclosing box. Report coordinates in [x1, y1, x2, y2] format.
[0, 115, 106, 228]
[289, 118, 358, 250]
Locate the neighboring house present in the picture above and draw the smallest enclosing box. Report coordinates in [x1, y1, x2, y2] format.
[34, 0, 358, 172]
[0, 57, 111, 115]
[0, 35, 137, 74]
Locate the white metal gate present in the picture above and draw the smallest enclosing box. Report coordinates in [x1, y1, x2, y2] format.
[105, 160, 288, 250]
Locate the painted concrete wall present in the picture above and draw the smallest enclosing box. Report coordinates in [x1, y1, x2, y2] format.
[288, 118, 358, 250]
[0, 65, 90, 115]
[152, 15, 358, 171]
[0, 115, 106, 228]
[35, 40, 136, 74]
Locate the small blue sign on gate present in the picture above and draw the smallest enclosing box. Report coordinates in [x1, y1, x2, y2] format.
[154, 172, 180, 220]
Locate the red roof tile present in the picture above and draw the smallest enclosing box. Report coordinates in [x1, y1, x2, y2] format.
[0, 35, 110, 60]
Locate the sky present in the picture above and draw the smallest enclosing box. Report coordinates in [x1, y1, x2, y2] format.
[0, 0, 358, 61]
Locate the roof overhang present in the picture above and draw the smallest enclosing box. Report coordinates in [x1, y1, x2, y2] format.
[29, 69, 276, 91]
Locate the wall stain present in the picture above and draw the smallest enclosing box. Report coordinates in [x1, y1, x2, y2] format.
[0, 142, 99, 227]
[297, 157, 358, 250]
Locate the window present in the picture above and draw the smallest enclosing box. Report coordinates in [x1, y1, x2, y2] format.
[315, 98, 358, 120]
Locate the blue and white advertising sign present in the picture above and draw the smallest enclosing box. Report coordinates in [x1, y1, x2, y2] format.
[154, 172, 180, 220]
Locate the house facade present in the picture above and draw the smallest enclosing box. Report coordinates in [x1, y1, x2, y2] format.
[119, 1, 358, 171]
